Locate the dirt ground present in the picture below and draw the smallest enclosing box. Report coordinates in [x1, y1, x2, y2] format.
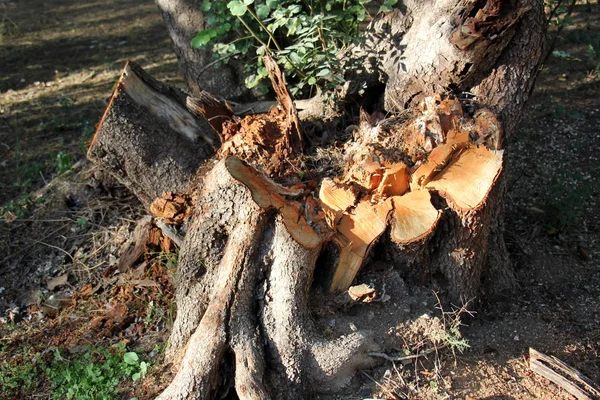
[1, 0, 599, 399]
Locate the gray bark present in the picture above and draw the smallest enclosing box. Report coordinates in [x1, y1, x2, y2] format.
[154, 0, 247, 99]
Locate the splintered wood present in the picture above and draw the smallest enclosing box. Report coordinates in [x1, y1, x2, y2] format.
[219, 54, 303, 176]
[529, 348, 600, 400]
[215, 66, 503, 293]
[320, 95, 503, 292]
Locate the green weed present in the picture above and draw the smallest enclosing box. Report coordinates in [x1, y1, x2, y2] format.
[44, 344, 148, 400]
[55, 151, 74, 175]
[0, 357, 40, 397]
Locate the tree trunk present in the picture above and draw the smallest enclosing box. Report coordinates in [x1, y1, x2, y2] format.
[154, 0, 247, 100]
[89, 0, 546, 398]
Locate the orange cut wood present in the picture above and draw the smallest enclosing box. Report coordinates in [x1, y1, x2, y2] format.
[345, 158, 383, 191]
[319, 178, 358, 226]
[389, 190, 441, 244]
[225, 157, 324, 249]
[330, 198, 392, 292]
[377, 163, 410, 198]
[426, 145, 503, 210]
[410, 143, 462, 189]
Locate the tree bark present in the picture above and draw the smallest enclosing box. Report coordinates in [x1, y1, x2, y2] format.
[154, 0, 247, 100]
[89, 0, 547, 398]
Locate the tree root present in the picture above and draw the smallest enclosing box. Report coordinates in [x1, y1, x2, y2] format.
[158, 160, 378, 399]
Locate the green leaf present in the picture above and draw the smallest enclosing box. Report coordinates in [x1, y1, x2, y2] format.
[266, 0, 279, 8]
[123, 352, 139, 365]
[243, 0, 254, 4]
[200, 0, 211, 12]
[380, 0, 398, 12]
[308, 77, 317, 85]
[316, 68, 331, 77]
[140, 361, 148, 375]
[191, 30, 216, 48]
[132, 372, 141, 381]
[256, 4, 270, 19]
[227, 0, 248, 16]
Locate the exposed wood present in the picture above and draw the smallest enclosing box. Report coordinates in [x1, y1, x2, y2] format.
[117, 216, 152, 273]
[426, 145, 503, 211]
[330, 199, 393, 292]
[389, 190, 441, 244]
[88, 0, 548, 396]
[411, 143, 463, 190]
[344, 156, 384, 192]
[376, 162, 410, 198]
[150, 192, 193, 224]
[225, 157, 327, 250]
[87, 61, 215, 206]
[120, 62, 217, 146]
[319, 178, 358, 226]
[186, 92, 233, 136]
[529, 348, 600, 400]
[263, 52, 303, 151]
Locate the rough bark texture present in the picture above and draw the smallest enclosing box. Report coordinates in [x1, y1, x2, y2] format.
[154, 0, 246, 99]
[89, 0, 547, 398]
[158, 160, 378, 400]
[88, 62, 216, 206]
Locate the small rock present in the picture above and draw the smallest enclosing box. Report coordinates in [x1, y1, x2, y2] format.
[513, 334, 520, 341]
[348, 322, 357, 332]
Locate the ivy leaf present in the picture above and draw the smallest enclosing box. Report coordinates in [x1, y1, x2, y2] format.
[308, 77, 317, 85]
[140, 361, 148, 375]
[228, 0, 248, 16]
[380, 0, 398, 12]
[316, 68, 331, 77]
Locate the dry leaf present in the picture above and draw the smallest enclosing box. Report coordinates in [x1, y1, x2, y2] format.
[47, 274, 69, 291]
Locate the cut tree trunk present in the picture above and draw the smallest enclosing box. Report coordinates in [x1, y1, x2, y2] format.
[89, 0, 546, 398]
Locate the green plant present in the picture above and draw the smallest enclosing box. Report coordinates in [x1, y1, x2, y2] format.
[44, 344, 148, 400]
[431, 293, 471, 357]
[0, 358, 40, 397]
[193, 0, 397, 97]
[56, 151, 74, 175]
[0, 193, 42, 221]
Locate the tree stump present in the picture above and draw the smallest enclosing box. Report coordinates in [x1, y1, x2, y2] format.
[89, 0, 547, 397]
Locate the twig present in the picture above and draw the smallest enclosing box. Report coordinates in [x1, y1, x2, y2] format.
[196, 51, 241, 77]
[542, 0, 578, 66]
[369, 345, 448, 362]
[529, 348, 600, 399]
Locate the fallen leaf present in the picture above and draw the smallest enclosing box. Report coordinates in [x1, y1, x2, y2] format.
[47, 274, 69, 291]
[130, 279, 160, 288]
